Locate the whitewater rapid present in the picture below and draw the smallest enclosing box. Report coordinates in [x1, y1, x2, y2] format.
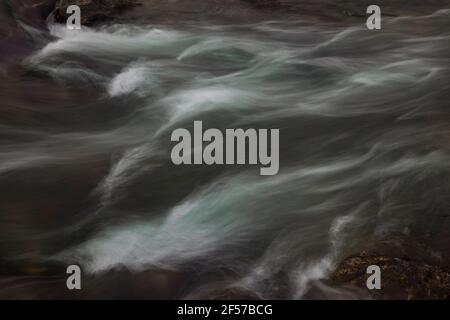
[1, 9, 449, 299]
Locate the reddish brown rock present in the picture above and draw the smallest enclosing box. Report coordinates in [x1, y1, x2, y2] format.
[332, 253, 450, 300]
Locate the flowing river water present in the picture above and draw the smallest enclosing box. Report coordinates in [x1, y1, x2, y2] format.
[1, 3, 450, 299]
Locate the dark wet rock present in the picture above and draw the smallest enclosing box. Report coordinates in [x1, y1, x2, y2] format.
[46, 0, 450, 26]
[332, 253, 450, 299]
[48, 0, 141, 26]
[6, 0, 449, 35]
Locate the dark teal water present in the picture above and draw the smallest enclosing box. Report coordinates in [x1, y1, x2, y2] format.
[1, 6, 450, 299]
